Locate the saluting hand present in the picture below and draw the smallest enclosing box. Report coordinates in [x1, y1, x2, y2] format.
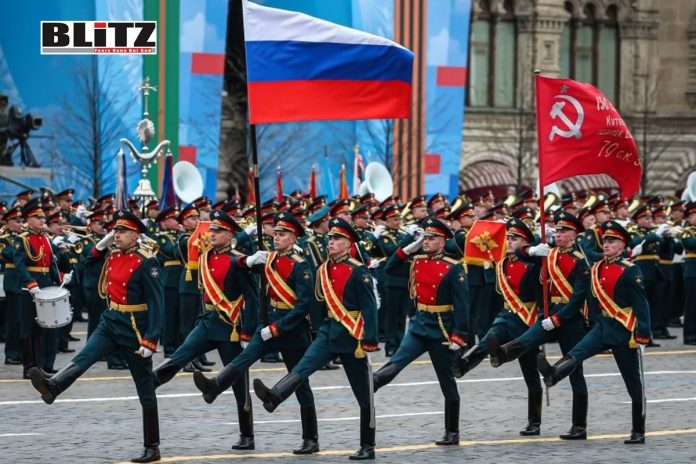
[96, 230, 115, 251]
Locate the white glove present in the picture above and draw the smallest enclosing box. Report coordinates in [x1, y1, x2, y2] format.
[655, 223, 669, 237]
[246, 250, 269, 267]
[372, 225, 386, 239]
[404, 224, 420, 236]
[28, 287, 41, 296]
[240, 340, 249, 349]
[402, 236, 424, 255]
[630, 241, 644, 258]
[367, 259, 380, 269]
[62, 272, 73, 286]
[260, 326, 273, 341]
[52, 236, 65, 247]
[483, 261, 491, 270]
[449, 342, 462, 351]
[66, 233, 80, 244]
[244, 225, 257, 236]
[528, 243, 550, 257]
[541, 317, 555, 331]
[96, 230, 115, 251]
[76, 205, 88, 221]
[136, 346, 153, 358]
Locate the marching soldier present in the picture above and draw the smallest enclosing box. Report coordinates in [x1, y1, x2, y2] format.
[456, 218, 546, 435]
[488, 212, 590, 439]
[152, 210, 259, 450]
[304, 206, 331, 332]
[538, 220, 651, 445]
[154, 207, 184, 357]
[176, 205, 213, 371]
[1, 206, 23, 365]
[251, 217, 379, 460]
[29, 210, 164, 462]
[373, 218, 469, 445]
[15, 199, 64, 377]
[193, 212, 321, 455]
[681, 202, 696, 345]
[80, 210, 128, 369]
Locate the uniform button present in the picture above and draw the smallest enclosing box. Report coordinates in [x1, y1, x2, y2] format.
[123, 283, 126, 286]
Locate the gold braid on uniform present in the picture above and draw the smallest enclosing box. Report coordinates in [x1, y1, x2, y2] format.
[314, 262, 326, 302]
[97, 252, 111, 299]
[21, 233, 44, 262]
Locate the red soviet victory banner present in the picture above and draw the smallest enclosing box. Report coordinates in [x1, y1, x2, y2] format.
[535, 76, 642, 198]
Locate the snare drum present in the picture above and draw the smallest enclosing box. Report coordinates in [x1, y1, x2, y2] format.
[33, 286, 72, 328]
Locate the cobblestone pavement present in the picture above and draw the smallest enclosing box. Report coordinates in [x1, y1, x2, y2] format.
[1, 322, 695, 464]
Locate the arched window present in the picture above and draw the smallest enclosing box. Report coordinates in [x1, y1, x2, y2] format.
[468, 0, 517, 108]
[560, 2, 620, 104]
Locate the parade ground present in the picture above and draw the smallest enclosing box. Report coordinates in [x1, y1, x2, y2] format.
[1, 323, 694, 464]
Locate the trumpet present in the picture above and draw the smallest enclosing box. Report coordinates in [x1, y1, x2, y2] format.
[138, 234, 160, 255]
[67, 225, 88, 235]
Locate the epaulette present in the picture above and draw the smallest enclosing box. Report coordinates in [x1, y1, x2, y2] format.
[442, 256, 459, 265]
[348, 257, 363, 267]
[231, 249, 242, 256]
[19, 232, 28, 238]
[573, 251, 584, 260]
[291, 253, 305, 263]
[307, 235, 316, 243]
[621, 258, 635, 267]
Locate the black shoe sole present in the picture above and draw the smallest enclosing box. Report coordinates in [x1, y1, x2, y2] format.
[192, 371, 218, 404]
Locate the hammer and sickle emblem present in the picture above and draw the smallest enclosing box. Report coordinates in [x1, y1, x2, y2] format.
[549, 94, 584, 141]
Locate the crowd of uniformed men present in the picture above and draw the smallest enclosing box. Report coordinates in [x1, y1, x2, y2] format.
[1, 185, 694, 462]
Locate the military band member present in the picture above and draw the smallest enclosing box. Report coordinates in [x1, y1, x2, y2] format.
[46, 212, 77, 356]
[652, 205, 678, 340]
[152, 210, 259, 450]
[29, 210, 164, 462]
[154, 207, 184, 357]
[1, 206, 23, 365]
[681, 202, 696, 345]
[488, 212, 590, 439]
[251, 218, 379, 460]
[15, 199, 64, 377]
[304, 206, 330, 331]
[193, 212, 320, 455]
[668, 200, 686, 329]
[409, 195, 429, 222]
[427, 193, 447, 216]
[456, 218, 545, 436]
[538, 220, 651, 445]
[144, 200, 160, 236]
[578, 200, 611, 262]
[176, 205, 212, 372]
[373, 218, 468, 445]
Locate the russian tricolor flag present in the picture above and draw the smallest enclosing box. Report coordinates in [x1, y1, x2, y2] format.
[242, 1, 414, 124]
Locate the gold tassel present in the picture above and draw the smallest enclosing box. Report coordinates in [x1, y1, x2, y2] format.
[185, 269, 192, 281]
[230, 324, 240, 342]
[354, 342, 365, 359]
[628, 333, 638, 349]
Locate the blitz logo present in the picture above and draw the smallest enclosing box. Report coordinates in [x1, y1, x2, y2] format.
[41, 21, 157, 55]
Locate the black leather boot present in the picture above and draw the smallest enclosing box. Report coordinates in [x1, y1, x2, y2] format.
[560, 393, 588, 440]
[349, 407, 375, 460]
[253, 373, 303, 413]
[231, 406, 255, 450]
[520, 390, 542, 436]
[454, 345, 487, 378]
[131, 407, 161, 462]
[490, 338, 526, 368]
[435, 400, 460, 445]
[152, 359, 180, 389]
[537, 354, 580, 388]
[293, 405, 320, 454]
[192, 359, 212, 372]
[624, 401, 645, 444]
[373, 361, 400, 392]
[193, 363, 243, 404]
[198, 354, 216, 366]
[29, 362, 83, 405]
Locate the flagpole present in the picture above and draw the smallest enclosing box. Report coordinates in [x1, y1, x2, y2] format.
[250, 123, 269, 325]
[534, 69, 550, 321]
